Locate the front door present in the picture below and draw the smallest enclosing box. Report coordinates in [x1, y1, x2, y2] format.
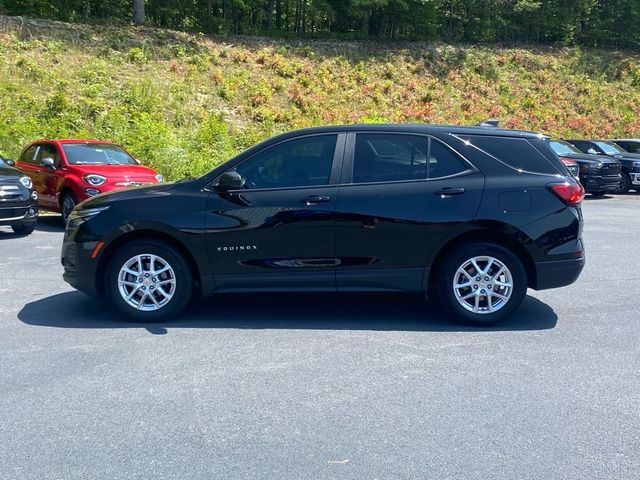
[35, 143, 63, 208]
[205, 133, 344, 292]
[334, 132, 485, 292]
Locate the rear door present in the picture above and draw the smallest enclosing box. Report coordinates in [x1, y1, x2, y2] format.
[334, 132, 484, 292]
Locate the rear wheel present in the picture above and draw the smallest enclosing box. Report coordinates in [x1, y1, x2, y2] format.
[61, 193, 77, 223]
[106, 239, 193, 321]
[11, 223, 35, 235]
[437, 242, 527, 325]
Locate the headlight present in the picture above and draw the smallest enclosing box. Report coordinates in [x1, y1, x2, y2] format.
[67, 205, 110, 227]
[19, 176, 32, 189]
[83, 174, 107, 186]
[155, 174, 164, 183]
[633, 162, 640, 168]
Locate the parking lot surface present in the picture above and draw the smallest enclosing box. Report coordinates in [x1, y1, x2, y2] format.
[1, 195, 639, 480]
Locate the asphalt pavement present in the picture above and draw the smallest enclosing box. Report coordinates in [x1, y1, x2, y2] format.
[1, 195, 639, 479]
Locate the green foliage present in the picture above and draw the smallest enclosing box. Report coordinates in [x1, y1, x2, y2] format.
[1, 22, 640, 181]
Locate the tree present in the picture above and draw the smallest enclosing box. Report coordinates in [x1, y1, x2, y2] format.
[133, 0, 145, 25]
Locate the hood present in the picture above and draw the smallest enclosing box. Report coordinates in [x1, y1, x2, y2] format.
[613, 152, 640, 161]
[561, 153, 620, 164]
[77, 181, 179, 209]
[68, 163, 159, 179]
[0, 162, 24, 179]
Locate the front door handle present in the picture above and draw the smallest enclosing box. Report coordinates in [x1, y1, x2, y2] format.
[301, 195, 331, 205]
[435, 187, 465, 197]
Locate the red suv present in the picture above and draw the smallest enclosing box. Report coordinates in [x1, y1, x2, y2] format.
[16, 139, 163, 221]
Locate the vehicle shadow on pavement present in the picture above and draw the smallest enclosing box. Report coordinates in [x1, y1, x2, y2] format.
[35, 216, 65, 232]
[18, 291, 557, 333]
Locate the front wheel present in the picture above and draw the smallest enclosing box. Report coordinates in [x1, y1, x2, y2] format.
[437, 242, 527, 325]
[616, 172, 631, 194]
[106, 239, 193, 321]
[61, 193, 77, 223]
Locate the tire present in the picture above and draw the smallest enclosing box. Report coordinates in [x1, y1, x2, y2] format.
[11, 223, 36, 235]
[617, 172, 631, 194]
[61, 192, 77, 224]
[436, 242, 527, 325]
[589, 191, 605, 197]
[106, 239, 194, 322]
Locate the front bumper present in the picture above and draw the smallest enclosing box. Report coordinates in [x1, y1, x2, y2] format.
[533, 256, 585, 290]
[581, 174, 621, 193]
[0, 202, 38, 226]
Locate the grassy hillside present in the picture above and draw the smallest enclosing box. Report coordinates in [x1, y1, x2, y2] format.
[1, 16, 640, 180]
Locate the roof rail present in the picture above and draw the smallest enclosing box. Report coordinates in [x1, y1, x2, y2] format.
[476, 119, 500, 127]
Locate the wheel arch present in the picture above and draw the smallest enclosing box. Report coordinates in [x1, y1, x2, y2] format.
[95, 229, 203, 297]
[427, 227, 537, 294]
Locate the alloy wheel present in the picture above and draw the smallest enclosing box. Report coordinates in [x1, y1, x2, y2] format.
[117, 254, 177, 311]
[452, 256, 514, 314]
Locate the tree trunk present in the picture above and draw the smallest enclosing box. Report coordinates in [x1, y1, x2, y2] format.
[133, 0, 145, 25]
[275, 0, 282, 30]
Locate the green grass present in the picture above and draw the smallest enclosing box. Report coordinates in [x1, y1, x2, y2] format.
[1, 16, 640, 180]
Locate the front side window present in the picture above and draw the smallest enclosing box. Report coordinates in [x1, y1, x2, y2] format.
[353, 134, 428, 183]
[38, 144, 62, 168]
[20, 146, 39, 164]
[62, 144, 137, 165]
[234, 135, 337, 189]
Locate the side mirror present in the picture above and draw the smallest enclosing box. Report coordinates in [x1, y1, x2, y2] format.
[41, 157, 56, 169]
[215, 171, 245, 192]
[5, 159, 15, 167]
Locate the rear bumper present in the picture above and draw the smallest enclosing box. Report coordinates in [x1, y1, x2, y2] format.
[532, 256, 585, 290]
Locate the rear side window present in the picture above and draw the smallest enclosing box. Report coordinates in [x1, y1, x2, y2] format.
[428, 139, 469, 178]
[353, 134, 428, 183]
[459, 135, 560, 175]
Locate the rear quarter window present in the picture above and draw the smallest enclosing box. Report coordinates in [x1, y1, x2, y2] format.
[458, 135, 562, 175]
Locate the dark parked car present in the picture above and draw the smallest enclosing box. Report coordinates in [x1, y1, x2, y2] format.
[610, 139, 640, 190]
[549, 140, 622, 196]
[62, 125, 585, 325]
[0, 155, 38, 235]
[566, 139, 640, 193]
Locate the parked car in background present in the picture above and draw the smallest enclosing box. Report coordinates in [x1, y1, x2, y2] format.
[15, 140, 164, 222]
[0, 155, 38, 235]
[566, 139, 640, 193]
[609, 139, 640, 190]
[610, 139, 640, 154]
[549, 140, 622, 196]
[62, 124, 585, 325]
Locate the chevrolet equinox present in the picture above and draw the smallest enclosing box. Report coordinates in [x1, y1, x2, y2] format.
[62, 125, 585, 324]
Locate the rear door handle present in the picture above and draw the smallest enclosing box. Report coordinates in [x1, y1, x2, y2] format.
[301, 195, 331, 204]
[435, 187, 465, 197]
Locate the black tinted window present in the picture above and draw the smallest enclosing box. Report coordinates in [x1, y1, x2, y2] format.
[234, 135, 336, 189]
[428, 139, 468, 178]
[619, 141, 640, 153]
[460, 135, 560, 174]
[353, 134, 427, 183]
[20, 146, 39, 164]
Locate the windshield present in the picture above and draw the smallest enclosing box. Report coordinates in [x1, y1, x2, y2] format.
[594, 141, 625, 155]
[62, 144, 137, 165]
[550, 141, 582, 155]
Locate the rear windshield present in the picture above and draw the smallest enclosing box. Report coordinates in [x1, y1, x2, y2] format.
[457, 135, 561, 175]
[550, 141, 582, 155]
[62, 144, 137, 165]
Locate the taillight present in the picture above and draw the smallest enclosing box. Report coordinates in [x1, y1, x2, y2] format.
[547, 182, 585, 206]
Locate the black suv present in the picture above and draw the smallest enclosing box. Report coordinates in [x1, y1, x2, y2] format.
[549, 140, 622, 196]
[0, 155, 38, 235]
[566, 139, 640, 193]
[609, 139, 640, 191]
[62, 125, 585, 324]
